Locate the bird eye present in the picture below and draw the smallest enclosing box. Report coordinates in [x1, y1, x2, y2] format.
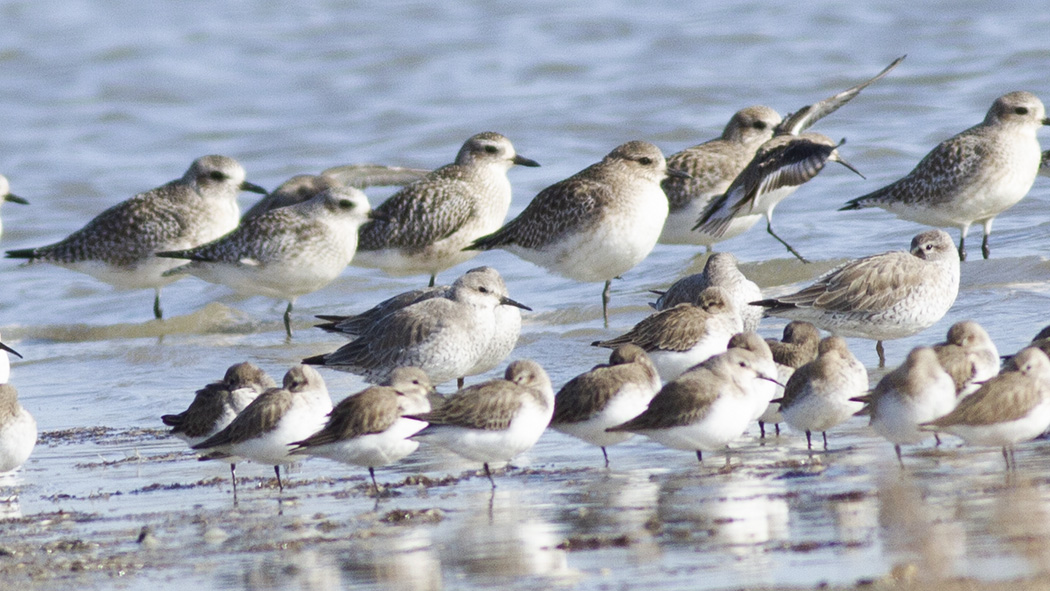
[478, 286, 489, 293]
[753, 121, 767, 130]
[738, 361, 746, 368]
[484, 145, 499, 154]
[1015, 106, 1029, 115]
[926, 244, 933, 250]
[339, 199, 355, 209]
[638, 157, 653, 165]
[209, 171, 228, 181]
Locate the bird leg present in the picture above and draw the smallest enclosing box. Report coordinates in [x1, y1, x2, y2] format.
[601, 447, 610, 468]
[602, 280, 612, 327]
[153, 289, 163, 319]
[695, 450, 703, 464]
[284, 301, 294, 338]
[369, 467, 380, 496]
[274, 465, 284, 492]
[483, 462, 496, 489]
[766, 220, 809, 263]
[822, 431, 829, 450]
[876, 341, 886, 368]
[981, 233, 991, 260]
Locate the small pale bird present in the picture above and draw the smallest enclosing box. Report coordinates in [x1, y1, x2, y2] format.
[650, 252, 763, 332]
[0, 174, 29, 242]
[0, 383, 36, 475]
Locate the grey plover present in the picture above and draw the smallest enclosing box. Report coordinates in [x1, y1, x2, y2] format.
[922, 347, 1050, 470]
[192, 365, 332, 493]
[407, 360, 554, 488]
[304, 267, 529, 386]
[659, 106, 782, 246]
[4, 155, 267, 319]
[853, 347, 956, 466]
[550, 344, 661, 466]
[0, 333, 22, 385]
[315, 266, 523, 383]
[606, 347, 778, 466]
[776, 336, 867, 450]
[158, 187, 375, 336]
[468, 140, 684, 325]
[694, 132, 864, 262]
[692, 56, 904, 260]
[754, 229, 960, 367]
[650, 252, 763, 331]
[161, 362, 276, 496]
[0, 383, 35, 474]
[353, 132, 539, 286]
[932, 321, 1000, 398]
[290, 367, 434, 494]
[0, 174, 29, 241]
[242, 163, 428, 220]
[841, 91, 1050, 260]
[758, 321, 822, 437]
[593, 286, 741, 382]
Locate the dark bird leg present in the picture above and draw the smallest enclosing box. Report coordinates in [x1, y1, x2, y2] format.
[601, 447, 610, 468]
[759, 421, 767, 439]
[775, 423, 780, 436]
[274, 465, 284, 492]
[428, 274, 436, 288]
[284, 302, 294, 338]
[822, 431, 829, 451]
[457, 377, 465, 389]
[957, 235, 967, 261]
[876, 341, 886, 368]
[894, 444, 904, 469]
[767, 220, 809, 263]
[230, 463, 238, 503]
[483, 462, 496, 489]
[805, 430, 813, 450]
[695, 450, 703, 464]
[981, 233, 991, 260]
[154, 289, 163, 319]
[602, 280, 612, 327]
[369, 467, 380, 496]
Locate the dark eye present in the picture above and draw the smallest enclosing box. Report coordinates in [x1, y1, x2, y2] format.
[738, 361, 746, 368]
[339, 199, 355, 209]
[638, 157, 653, 165]
[478, 286, 489, 294]
[484, 145, 499, 154]
[209, 171, 227, 181]
[926, 243, 934, 250]
[753, 121, 767, 130]
[1015, 107, 1029, 115]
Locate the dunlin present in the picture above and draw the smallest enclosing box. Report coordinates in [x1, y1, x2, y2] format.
[550, 345, 661, 466]
[192, 365, 332, 493]
[242, 163, 427, 220]
[607, 347, 778, 466]
[753, 229, 960, 366]
[158, 188, 375, 336]
[726, 331, 780, 423]
[304, 267, 529, 386]
[776, 336, 867, 450]
[0, 384, 35, 474]
[922, 348, 1050, 470]
[841, 91, 1050, 260]
[651, 252, 763, 332]
[692, 56, 904, 260]
[932, 321, 1000, 397]
[407, 360, 554, 488]
[659, 106, 782, 246]
[467, 140, 684, 325]
[290, 367, 434, 494]
[315, 266, 523, 383]
[758, 321, 822, 437]
[161, 362, 276, 495]
[0, 333, 22, 385]
[0, 174, 29, 241]
[4, 155, 267, 319]
[854, 347, 956, 465]
[353, 132, 539, 286]
[593, 286, 741, 382]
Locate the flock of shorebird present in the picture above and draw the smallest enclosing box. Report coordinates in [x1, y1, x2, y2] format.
[1, 54, 1050, 497]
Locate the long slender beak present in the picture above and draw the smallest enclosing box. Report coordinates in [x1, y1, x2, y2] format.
[665, 168, 691, 179]
[499, 296, 532, 311]
[0, 342, 23, 359]
[758, 374, 784, 387]
[3, 193, 28, 205]
[240, 181, 269, 195]
[513, 155, 541, 167]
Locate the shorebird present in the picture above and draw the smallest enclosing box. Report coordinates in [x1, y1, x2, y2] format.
[467, 140, 685, 326]
[0, 174, 29, 241]
[758, 321, 822, 437]
[4, 155, 266, 319]
[0, 384, 35, 475]
[932, 321, 1000, 398]
[158, 187, 375, 336]
[353, 132, 539, 286]
[753, 229, 960, 367]
[650, 252, 763, 332]
[841, 91, 1050, 260]
[0, 333, 22, 385]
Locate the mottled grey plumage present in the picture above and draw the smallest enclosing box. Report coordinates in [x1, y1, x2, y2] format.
[755, 229, 960, 366]
[354, 132, 538, 284]
[932, 321, 1000, 397]
[4, 155, 267, 319]
[469, 140, 678, 324]
[304, 267, 529, 385]
[651, 252, 763, 331]
[0, 174, 29, 241]
[659, 106, 781, 246]
[242, 163, 428, 220]
[158, 188, 374, 335]
[841, 91, 1050, 261]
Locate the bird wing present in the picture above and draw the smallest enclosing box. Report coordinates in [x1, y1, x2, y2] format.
[411, 380, 523, 431]
[773, 251, 923, 313]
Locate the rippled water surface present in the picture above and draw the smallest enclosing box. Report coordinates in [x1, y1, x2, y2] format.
[2, 1, 1050, 589]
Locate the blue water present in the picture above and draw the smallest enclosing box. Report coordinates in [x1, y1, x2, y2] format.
[2, 1, 1050, 589]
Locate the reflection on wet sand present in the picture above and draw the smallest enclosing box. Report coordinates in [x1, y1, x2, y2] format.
[340, 528, 442, 591]
[877, 472, 965, 582]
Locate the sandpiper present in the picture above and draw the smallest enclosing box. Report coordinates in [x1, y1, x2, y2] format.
[650, 252, 763, 332]
[467, 140, 685, 326]
[932, 321, 1000, 398]
[550, 345, 661, 466]
[758, 321, 822, 437]
[0, 384, 35, 474]
[841, 91, 1050, 260]
[353, 132, 539, 286]
[4, 155, 267, 319]
[753, 229, 960, 367]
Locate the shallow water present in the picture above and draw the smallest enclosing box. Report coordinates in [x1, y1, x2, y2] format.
[2, 1, 1050, 589]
